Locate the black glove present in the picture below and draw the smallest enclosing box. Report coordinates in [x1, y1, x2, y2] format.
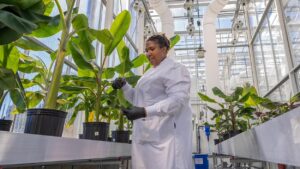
[122, 106, 146, 120]
[112, 77, 126, 89]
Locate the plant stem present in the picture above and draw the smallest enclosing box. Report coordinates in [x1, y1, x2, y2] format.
[44, 0, 75, 109]
[230, 104, 236, 132]
[54, 0, 67, 30]
[118, 110, 124, 131]
[94, 54, 109, 121]
[2, 45, 10, 68]
[0, 91, 8, 118]
[95, 70, 103, 122]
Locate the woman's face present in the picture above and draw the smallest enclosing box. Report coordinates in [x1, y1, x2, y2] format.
[145, 40, 168, 67]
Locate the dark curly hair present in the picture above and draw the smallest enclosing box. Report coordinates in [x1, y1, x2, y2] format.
[146, 33, 170, 51]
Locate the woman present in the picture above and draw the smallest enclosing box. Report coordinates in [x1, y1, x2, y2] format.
[112, 33, 193, 169]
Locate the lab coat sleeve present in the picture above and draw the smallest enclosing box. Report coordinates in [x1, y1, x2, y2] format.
[145, 65, 191, 117]
[121, 83, 135, 104]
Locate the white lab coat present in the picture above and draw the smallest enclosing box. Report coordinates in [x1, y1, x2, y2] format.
[122, 57, 193, 169]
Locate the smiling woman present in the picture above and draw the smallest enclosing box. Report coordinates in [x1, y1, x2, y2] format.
[112, 33, 193, 169]
[145, 33, 170, 67]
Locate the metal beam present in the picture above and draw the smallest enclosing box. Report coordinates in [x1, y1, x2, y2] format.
[0, 132, 131, 167]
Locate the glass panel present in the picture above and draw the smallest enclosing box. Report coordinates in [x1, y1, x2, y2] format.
[295, 68, 300, 91]
[267, 79, 291, 102]
[253, 2, 289, 95]
[283, 0, 300, 65]
[248, 0, 269, 36]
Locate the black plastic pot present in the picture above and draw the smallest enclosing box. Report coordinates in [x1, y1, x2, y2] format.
[214, 139, 221, 145]
[111, 130, 130, 143]
[24, 109, 67, 137]
[0, 119, 12, 131]
[83, 122, 109, 141]
[221, 130, 243, 141]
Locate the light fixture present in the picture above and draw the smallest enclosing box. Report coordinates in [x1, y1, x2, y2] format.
[144, 23, 153, 37]
[183, 0, 195, 11]
[133, 0, 145, 14]
[195, 0, 206, 58]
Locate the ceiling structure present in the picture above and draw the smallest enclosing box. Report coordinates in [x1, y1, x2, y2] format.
[147, 0, 252, 93]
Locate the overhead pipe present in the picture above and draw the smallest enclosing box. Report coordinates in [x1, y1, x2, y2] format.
[203, 0, 229, 97]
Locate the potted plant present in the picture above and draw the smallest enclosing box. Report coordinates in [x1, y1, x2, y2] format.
[0, 0, 56, 131]
[55, 10, 132, 140]
[0, 44, 27, 131]
[198, 86, 256, 141]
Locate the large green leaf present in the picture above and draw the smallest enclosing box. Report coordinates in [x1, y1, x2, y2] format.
[0, 68, 16, 90]
[6, 46, 20, 73]
[0, 0, 41, 9]
[117, 90, 132, 109]
[18, 54, 44, 73]
[72, 14, 95, 60]
[239, 92, 250, 103]
[26, 91, 44, 108]
[89, 28, 113, 46]
[290, 92, 300, 104]
[231, 87, 243, 101]
[21, 79, 36, 89]
[105, 10, 131, 56]
[115, 45, 132, 76]
[126, 75, 141, 87]
[132, 54, 148, 68]
[14, 38, 50, 51]
[170, 34, 180, 48]
[30, 14, 61, 38]
[0, 45, 20, 73]
[198, 92, 216, 103]
[0, 10, 37, 34]
[0, 0, 53, 44]
[78, 68, 95, 77]
[67, 103, 81, 126]
[69, 42, 94, 70]
[60, 85, 89, 94]
[212, 87, 227, 99]
[102, 68, 115, 79]
[9, 88, 26, 113]
[0, 27, 22, 45]
[115, 61, 133, 75]
[62, 75, 96, 88]
[43, 0, 54, 16]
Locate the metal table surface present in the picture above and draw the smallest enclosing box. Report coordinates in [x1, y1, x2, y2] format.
[0, 132, 131, 167]
[213, 106, 300, 166]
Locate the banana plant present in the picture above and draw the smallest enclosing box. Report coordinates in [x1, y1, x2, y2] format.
[0, 0, 58, 116]
[0, 0, 58, 45]
[198, 86, 255, 134]
[0, 45, 26, 117]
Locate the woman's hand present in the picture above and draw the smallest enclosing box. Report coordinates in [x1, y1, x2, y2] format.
[122, 106, 146, 120]
[112, 77, 126, 89]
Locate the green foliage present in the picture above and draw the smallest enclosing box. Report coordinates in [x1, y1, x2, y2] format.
[0, 0, 55, 44]
[170, 35, 180, 49]
[198, 86, 256, 135]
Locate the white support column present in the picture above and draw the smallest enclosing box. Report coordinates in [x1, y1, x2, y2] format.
[148, 0, 175, 57]
[136, 12, 145, 75]
[104, 0, 114, 29]
[203, 0, 229, 97]
[136, 13, 145, 55]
